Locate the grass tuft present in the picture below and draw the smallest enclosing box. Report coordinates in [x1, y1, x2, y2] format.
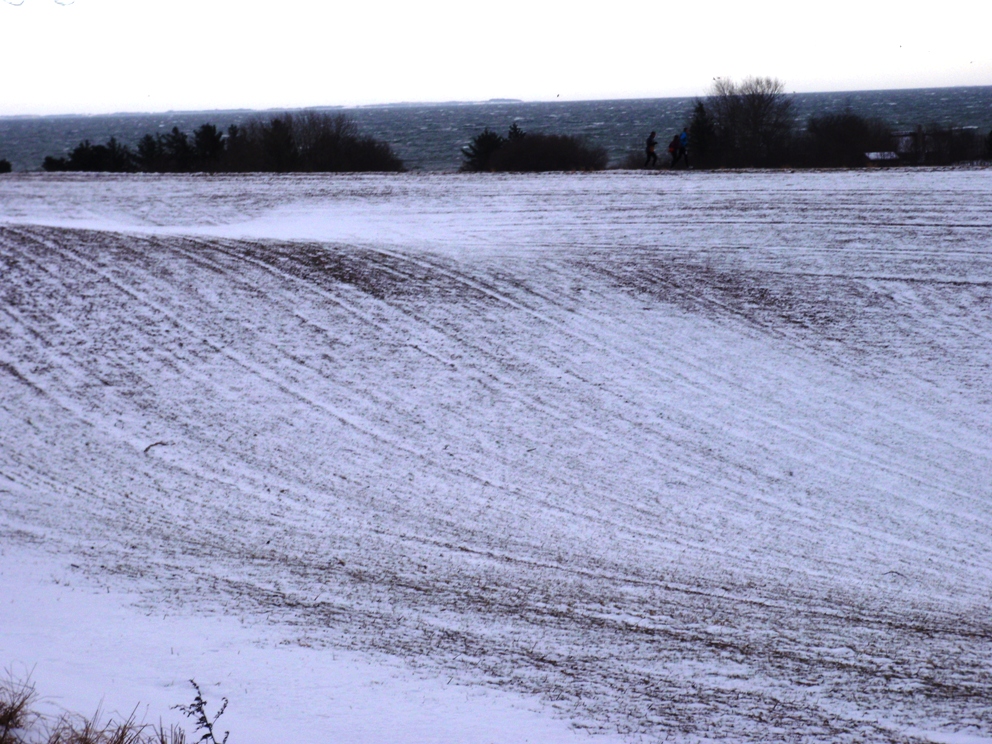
[0, 672, 214, 744]
[0, 668, 38, 744]
[43, 707, 149, 744]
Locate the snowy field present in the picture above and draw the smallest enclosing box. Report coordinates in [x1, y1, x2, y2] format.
[1, 170, 991, 743]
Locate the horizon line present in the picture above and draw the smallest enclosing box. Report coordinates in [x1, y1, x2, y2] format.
[2, 82, 991, 121]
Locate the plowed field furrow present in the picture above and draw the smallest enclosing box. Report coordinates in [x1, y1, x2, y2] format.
[2, 170, 991, 743]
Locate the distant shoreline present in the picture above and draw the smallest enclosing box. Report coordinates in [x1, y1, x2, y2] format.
[2, 84, 991, 121]
[2, 86, 990, 173]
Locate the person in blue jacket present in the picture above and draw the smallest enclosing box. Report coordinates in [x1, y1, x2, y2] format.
[674, 127, 689, 168]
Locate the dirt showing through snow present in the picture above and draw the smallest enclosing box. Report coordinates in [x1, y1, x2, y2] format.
[1, 170, 991, 743]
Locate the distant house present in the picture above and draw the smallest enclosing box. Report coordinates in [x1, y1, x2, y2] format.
[864, 151, 900, 166]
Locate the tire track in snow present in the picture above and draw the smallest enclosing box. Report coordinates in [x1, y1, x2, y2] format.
[370, 242, 992, 557]
[24, 221, 984, 581]
[3, 227, 694, 569]
[581, 253, 992, 498]
[286, 234, 992, 590]
[7, 226, 438, 467]
[194, 234, 917, 575]
[125, 232, 668, 542]
[1, 224, 908, 580]
[168, 235, 727, 541]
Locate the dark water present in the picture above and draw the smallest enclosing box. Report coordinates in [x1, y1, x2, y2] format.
[2, 86, 991, 172]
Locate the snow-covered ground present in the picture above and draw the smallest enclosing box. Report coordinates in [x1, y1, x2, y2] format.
[1, 170, 991, 743]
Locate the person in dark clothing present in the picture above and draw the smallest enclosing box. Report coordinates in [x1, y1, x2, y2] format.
[677, 127, 689, 167]
[668, 135, 680, 167]
[645, 131, 658, 167]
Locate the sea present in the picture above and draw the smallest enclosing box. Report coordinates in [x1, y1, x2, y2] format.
[1, 86, 991, 172]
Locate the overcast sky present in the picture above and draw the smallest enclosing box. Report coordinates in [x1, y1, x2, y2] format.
[2, 0, 990, 116]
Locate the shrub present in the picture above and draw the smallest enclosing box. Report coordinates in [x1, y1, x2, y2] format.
[43, 138, 136, 173]
[893, 124, 987, 165]
[220, 112, 403, 172]
[462, 125, 606, 172]
[490, 133, 607, 171]
[42, 156, 65, 172]
[44, 708, 146, 744]
[803, 111, 893, 167]
[1, 669, 38, 743]
[173, 681, 227, 744]
[0, 673, 216, 744]
[41, 113, 403, 174]
[926, 124, 986, 164]
[0, 160, 11, 174]
[291, 111, 404, 172]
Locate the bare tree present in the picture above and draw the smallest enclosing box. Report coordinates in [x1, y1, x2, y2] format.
[706, 76, 794, 167]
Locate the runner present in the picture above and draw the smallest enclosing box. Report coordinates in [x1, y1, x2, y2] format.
[645, 131, 658, 167]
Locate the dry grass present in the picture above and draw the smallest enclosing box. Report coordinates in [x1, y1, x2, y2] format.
[44, 708, 146, 744]
[149, 725, 185, 744]
[0, 674, 195, 744]
[0, 669, 38, 744]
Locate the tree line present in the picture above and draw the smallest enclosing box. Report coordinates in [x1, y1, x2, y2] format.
[460, 122, 608, 172]
[5, 87, 992, 175]
[41, 111, 404, 173]
[686, 77, 992, 168]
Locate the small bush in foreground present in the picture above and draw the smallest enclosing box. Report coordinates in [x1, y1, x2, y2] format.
[0, 673, 221, 744]
[173, 681, 227, 744]
[0, 160, 11, 174]
[44, 708, 146, 744]
[1, 669, 38, 743]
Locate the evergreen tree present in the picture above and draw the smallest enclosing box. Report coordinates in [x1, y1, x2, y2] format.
[193, 124, 225, 167]
[43, 138, 135, 172]
[461, 128, 504, 171]
[688, 101, 715, 167]
[262, 118, 297, 171]
[136, 133, 165, 171]
[163, 127, 194, 171]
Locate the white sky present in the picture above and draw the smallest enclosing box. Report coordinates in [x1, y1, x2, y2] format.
[1, 0, 990, 116]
